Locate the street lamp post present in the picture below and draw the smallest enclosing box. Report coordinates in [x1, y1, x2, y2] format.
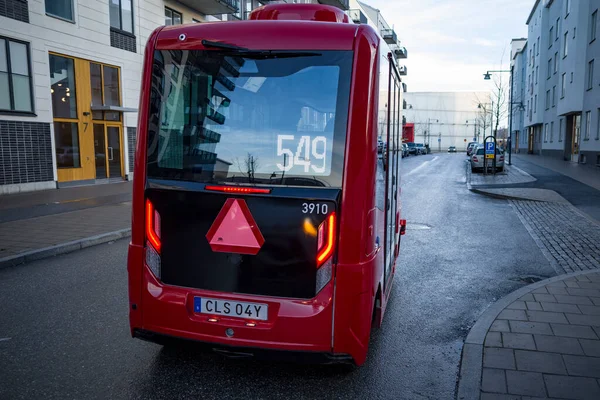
[483, 69, 511, 163]
[427, 118, 438, 150]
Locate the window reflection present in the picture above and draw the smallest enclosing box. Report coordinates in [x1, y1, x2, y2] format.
[49, 55, 77, 119]
[54, 122, 81, 168]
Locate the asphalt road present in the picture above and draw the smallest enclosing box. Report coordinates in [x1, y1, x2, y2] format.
[0, 152, 556, 400]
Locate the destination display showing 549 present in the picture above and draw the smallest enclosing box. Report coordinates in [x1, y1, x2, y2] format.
[276, 134, 330, 175]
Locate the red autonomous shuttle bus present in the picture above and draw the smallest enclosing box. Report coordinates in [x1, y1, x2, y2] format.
[128, 3, 405, 366]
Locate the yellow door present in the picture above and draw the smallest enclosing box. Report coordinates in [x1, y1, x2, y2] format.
[50, 54, 124, 183]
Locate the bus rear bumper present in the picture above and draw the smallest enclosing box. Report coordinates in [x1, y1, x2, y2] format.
[132, 328, 354, 365]
[132, 266, 345, 360]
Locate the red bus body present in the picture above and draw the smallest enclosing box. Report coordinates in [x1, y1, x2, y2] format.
[127, 4, 404, 366]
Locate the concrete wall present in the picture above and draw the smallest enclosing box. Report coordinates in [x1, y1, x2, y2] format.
[403, 92, 490, 151]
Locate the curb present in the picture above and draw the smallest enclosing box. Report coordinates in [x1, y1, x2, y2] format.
[0, 228, 131, 270]
[456, 269, 600, 400]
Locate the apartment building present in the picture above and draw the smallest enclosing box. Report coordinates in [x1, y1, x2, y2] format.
[1, 0, 405, 194]
[511, 0, 600, 166]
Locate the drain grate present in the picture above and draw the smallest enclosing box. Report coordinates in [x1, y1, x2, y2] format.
[509, 275, 545, 284]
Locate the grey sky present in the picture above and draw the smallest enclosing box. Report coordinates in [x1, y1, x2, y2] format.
[364, 0, 534, 92]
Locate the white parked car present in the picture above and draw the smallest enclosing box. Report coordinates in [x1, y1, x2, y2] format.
[470, 145, 504, 172]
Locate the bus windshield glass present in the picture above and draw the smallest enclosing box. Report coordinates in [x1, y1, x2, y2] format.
[146, 50, 352, 187]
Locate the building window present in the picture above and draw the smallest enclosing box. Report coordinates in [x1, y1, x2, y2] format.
[564, 31, 568, 57]
[165, 7, 182, 25]
[534, 94, 537, 113]
[566, 0, 571, 17]
[585, 111, 591, 140]
[45, 0, 74, 22]
[546, 90, 550, 110]
[548, 58, 552, 79]
[561, 73, 566, 97]
[592, 10, 598, 43]
[537, 37, 540, 55]
[535, 66, 539, 84]
[533, 43, 536, 58]
[556, 18, 560, 41]
[550, 121, 554, 142]
[559, 118, 564, 141]
[0, 37, 34, 113]
[552, 86, 556, 107]
[109, 0, 134, 34]
[588, 60, 595, 90]
[544, 123, 548, 142]
[554, 52, 558, 73]
[597, 109, 600, 140]
[549, 27, 554, 47]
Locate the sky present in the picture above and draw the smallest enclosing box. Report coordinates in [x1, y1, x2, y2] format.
[362, 0, 535, 92]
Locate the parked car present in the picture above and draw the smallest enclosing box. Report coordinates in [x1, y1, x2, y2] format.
[466, 142, 478, 156]
[470, 146, 504, 172]
[415, 143, 426, 155]
[448, 146, 457, 153]
[402, 143, 409, 157]
[406, 142, 418, 155]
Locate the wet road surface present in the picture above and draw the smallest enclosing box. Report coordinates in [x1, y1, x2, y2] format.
[0, 153, 556, 399]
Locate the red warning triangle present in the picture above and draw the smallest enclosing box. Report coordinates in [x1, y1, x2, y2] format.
[206, 198, 265, 255]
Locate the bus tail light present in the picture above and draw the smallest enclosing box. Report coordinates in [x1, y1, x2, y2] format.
[315, 213, 336, 293]
[145, 199, 162, 279]
[316, 213, 336, 267]
[146, 199, 161, 253]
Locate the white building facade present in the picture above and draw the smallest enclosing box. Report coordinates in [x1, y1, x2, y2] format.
[511, 0, 599, 166]
[1, 0, 402, 194]
[403, 91, 491, 152]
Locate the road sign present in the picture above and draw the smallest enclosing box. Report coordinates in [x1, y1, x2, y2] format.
[485, 141, 495, 159]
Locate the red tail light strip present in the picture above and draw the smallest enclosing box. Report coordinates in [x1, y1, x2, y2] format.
[146, 199, 161, 253]
[316, 212, 336, 266]
[205, 185, 271, 194]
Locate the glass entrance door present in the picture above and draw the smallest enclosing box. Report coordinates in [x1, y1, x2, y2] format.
[93, 124, 107, 179]
[93, 123, 122, 179]
[107, 126, 122, 178]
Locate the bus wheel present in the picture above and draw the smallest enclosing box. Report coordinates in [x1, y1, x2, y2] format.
[372, 288, 382, 329]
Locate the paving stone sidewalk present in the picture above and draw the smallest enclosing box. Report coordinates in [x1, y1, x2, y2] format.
[0, 201, 131, 267]
[459, 271, 600, 400]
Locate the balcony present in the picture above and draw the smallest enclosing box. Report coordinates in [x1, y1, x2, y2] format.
[395, 46, 407, 59]
[318, 0, 350, 11]
[402, 82, 407, 93]
[348, 9, 367, 24]
[381, 28, 397, 45]
[399, 65, 407, 76]
[177, 0, 239, 16]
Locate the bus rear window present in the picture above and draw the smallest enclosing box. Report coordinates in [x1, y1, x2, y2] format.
[146, 50, 352, 187]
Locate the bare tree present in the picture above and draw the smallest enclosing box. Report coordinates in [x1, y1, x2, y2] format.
[235, 152, 260, 183]
[474, 93, 492, 141]
[491, 73, 509, 138]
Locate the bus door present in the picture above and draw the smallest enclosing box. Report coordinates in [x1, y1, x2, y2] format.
[382, 54, 402, 292]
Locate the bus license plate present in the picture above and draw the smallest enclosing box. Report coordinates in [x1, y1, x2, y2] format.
[193, 297, 268, 321]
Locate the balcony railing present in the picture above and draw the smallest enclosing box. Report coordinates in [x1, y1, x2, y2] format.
[381, 28, 397, 45]
[348, 9, 367, 24]
[396, 46, 407, 59]
[318, 0, 350, 11]
[399, 65, 407, 76]
[178, 0, 239, 16]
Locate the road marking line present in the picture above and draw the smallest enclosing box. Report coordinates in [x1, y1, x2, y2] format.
[0, 337, 11, 342]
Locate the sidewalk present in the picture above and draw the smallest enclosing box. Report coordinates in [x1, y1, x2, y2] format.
[513, 154, 600, 192]
[458, 270, 600, 400]
[0, 182, 132, 268]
